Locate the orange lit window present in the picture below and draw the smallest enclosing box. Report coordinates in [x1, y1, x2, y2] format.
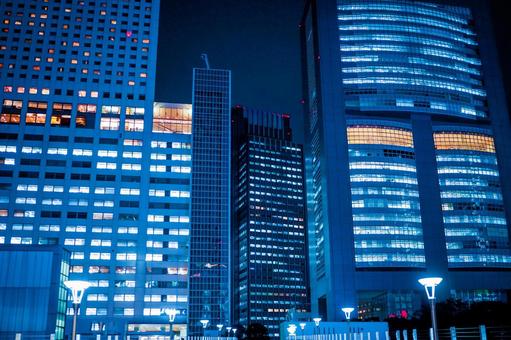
[433, 132, 495, 153]
[152, 103, 192, 134]
[1, 99, 23, 125]
[347, 125, 413, 148]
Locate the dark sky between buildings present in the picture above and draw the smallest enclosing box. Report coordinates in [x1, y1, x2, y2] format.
[155, 0, 305, 142]
[155, 1, 511, 145]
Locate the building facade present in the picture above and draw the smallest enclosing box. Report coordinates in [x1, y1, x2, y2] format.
[231, 107, 309, 338]
[301, 0, 511, 321]
[0, 1, 195, 338]
[0, 245, 69, 340]
[188, 67, 231, 335]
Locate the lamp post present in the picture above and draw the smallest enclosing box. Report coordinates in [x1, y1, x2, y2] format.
[163, 308, 178, 339]
[312, 317, 321, 336]
[200, 319, 209, 337]
[418, 277, 443, 340]
[287, 324, 297, 340]
[342, 307, 355, 340]
[64, 280, 91, 340]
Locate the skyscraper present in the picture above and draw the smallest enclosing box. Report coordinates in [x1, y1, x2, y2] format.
[188, 66, 231, 335]
[231, 106, 309, 338]
[0, 1, 195, 338]
[301, 0, 511, 321]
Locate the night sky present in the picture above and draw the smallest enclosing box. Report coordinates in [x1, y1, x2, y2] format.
[155, 0, 305, 142]
[155, 1, 511, 145]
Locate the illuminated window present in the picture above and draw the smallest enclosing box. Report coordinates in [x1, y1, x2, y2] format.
[26, 101, 47, 125]
[433, 132, 495, 153]
[347, 125, 413, 147]
[50, 102, 72, 127]
[100, 117, 120, 130]
[101, 105, 121, 115]
[125, 119, 144, 132]
[152, 103, 192, 134]
[76, 104, 96, 128]
[1, 99, 22, 124]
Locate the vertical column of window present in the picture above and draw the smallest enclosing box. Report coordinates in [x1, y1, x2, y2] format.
[434, 129, 511, 267]
[347, 123, 425, 267]
[144, 136, 191, 321]
[303, 8, 325, 280]
[0, 137, 19, 244]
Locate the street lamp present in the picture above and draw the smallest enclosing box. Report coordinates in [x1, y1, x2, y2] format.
[64, 280, 91, 340]
[217, 324, 224, 336]
[299, 323, 306, 338]
[312, 317, 321, 336]
[164, 308, 178, 322]
[418, 277, 443, 340]
[342, 307, 355, 340]
[163, 308, 178, 339]
[287, 324, 297, 340]
[200, 319, 209, 337]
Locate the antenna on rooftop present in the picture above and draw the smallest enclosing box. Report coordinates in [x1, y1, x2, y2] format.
[201, 53, 210, 69]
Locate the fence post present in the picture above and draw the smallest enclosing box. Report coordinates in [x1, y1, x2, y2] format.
[76, 335, 81, 340]
[385, 331, 390, 340]
[480, 325, 487, 340]
[396, 330, 401, 340]
[412, 329, 417, 340]
[50, 334, 55, 340]
[403, 329, 408, 340]
[15, 334, 21, 340]
[367, 332, 371, 340]
[450, 326, 457, 340]
[375, 332, 380, 340]
[429, 328, 433, 340]
[96, 335, 101, 340]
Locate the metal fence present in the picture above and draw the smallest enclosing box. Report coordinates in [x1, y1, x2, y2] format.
[0, 336, 237, 340]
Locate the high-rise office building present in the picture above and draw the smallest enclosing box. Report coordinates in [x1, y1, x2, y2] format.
[231, 106, 309, 338]
[0, 1, 195, 338]
[301, 0, 511, 321]
[188, 66, 231, 335]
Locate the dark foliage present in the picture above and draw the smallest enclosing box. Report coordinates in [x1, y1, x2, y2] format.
[243, 323, 271, 340]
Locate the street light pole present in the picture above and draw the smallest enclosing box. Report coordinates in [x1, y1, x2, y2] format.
[200, 319, 209, 338]
[342, 307, 354, 340]
[64, 280, 91, 340]
[418, 277, 443, 340]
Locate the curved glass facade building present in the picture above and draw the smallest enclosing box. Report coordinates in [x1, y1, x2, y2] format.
[301, 0, 511, 322]
[339, 0, 487, 119]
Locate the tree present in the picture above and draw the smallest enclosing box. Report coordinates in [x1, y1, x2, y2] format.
[243, 323, 270, 340]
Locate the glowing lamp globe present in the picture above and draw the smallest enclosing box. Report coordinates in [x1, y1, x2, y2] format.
[64, 280, 91, 304]
[418, 277, 443, 300]
[342, 307, 355, 320]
